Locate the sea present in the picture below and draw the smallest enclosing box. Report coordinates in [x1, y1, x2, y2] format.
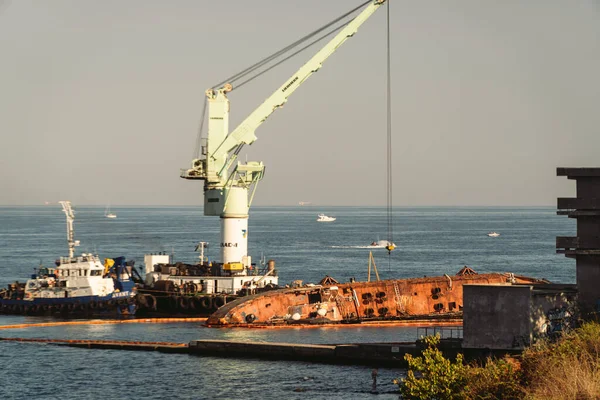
[0, 206, 576, 399]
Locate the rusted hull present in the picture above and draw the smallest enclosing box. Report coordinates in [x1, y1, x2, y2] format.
[206, 272, 548, 327]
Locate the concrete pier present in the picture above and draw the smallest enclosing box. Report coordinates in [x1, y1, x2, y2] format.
[1, 335, 503, 366]
[188, 339, 419, 366]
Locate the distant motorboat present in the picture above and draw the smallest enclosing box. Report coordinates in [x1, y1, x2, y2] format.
[105, 205, 117, 219]
[317, 214, 336, 222]
[369, 239, 396, 249]
[487, 232, 500, 237]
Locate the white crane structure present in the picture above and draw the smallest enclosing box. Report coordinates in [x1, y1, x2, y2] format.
[181, 0, 387, 273]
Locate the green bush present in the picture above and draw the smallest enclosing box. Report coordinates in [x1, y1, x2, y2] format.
[396, 322, 600, 400]
[398, 335, 467, 400]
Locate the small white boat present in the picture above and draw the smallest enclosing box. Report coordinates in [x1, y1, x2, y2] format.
[368, 239, 396, 249]
[105, 205, 117, 219]
[317, 214, 336, 222]
[487, 232, 500, 237]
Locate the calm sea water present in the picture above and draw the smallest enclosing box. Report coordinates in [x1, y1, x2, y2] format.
[0, 206, 576, 399]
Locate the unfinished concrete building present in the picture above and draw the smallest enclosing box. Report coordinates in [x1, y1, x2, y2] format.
[556, 167, 600, 317]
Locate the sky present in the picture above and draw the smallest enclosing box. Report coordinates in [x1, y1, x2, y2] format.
[1, 0, 599, 206]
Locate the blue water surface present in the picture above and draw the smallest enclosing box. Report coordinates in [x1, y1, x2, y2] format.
[0, 206, 575, 399]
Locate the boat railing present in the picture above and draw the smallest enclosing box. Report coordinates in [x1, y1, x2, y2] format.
[416, 326, 463, 340]
[58, 254, 99, 265]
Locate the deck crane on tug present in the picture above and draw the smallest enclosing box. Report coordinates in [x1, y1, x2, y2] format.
[181, 0, 388, 274]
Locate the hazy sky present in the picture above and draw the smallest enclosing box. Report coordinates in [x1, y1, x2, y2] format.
[1, 0, 599, 206]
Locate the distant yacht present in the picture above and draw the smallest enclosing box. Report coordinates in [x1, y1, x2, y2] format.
[299, 201, 312, 206]
[105, 205, 117, 219]
[317, 214, 336, 222]
[487, 232, 500, 237]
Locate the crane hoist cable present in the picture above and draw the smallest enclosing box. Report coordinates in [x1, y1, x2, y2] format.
[193, 0, 371, 159]
[192, 20, 349, 159]
[385, 0, 394, 262]
[235, 20, 351, 90]
[212, 0, 371, 90]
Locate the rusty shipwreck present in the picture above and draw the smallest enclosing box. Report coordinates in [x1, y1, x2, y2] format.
[206, 267, 549, 327]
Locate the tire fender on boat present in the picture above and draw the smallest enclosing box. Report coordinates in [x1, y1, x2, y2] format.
[146, 295, 157, 310]
[188, 296, 196, 310]
[213, 295, 225, 309]
[200, 296, 212, 310]
[179, 296, 189, 310]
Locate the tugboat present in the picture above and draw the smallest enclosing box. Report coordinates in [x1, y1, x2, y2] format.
[0, 201, 140, 317]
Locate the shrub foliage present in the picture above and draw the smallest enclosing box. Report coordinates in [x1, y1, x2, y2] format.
[396, 322, 600, 400]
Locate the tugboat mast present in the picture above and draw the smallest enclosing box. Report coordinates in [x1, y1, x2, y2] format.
[58, 201, 79, 259]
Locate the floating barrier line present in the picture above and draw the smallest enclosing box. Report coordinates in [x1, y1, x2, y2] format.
[0, 317, 207, 330]
[206, 319, 463, 329]
[0, 337, 187, 347]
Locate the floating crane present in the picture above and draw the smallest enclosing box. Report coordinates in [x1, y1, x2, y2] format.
[181, 0, 387, 272]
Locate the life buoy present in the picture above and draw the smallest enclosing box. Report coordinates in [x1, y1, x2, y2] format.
[200, 296, 212, 310]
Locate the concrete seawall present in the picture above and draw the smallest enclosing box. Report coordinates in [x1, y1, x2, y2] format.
[1, 336, 479, 366]
[188, 340, 420, 366]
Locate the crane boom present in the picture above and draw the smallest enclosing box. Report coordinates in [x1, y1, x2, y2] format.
[181, 0, 386, 268]
[211, 0, 386, 165]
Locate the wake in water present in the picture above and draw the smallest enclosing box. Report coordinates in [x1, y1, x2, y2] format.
[331, 240, 395, 249]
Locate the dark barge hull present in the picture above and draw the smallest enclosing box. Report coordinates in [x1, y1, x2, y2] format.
[134, 292, 236, 317]
[0, 292, 237, 319]
[0, 298, 136, 318]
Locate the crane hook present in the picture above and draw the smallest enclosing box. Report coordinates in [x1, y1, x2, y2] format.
[385, 244, 395, 254]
